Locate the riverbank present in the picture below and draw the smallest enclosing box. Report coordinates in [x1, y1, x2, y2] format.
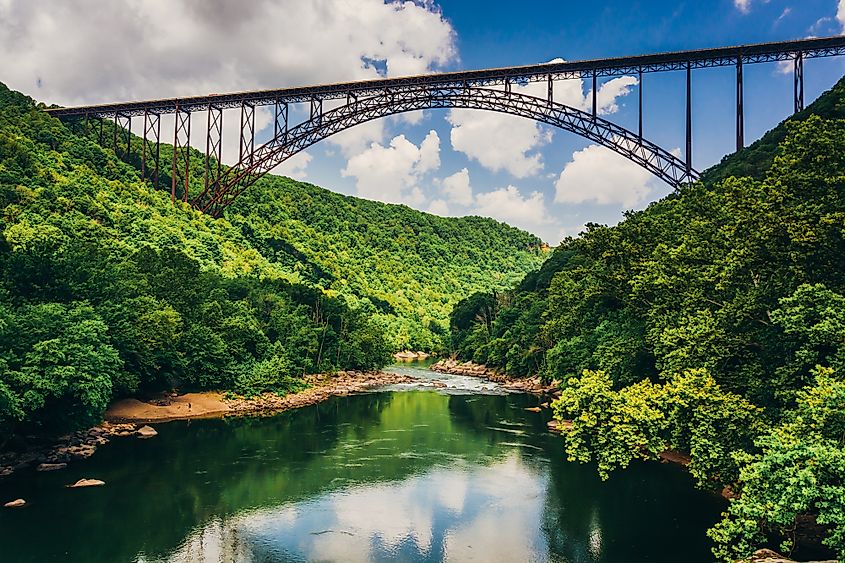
[430, 358, 560, 395]
[0, 370, 417, 479]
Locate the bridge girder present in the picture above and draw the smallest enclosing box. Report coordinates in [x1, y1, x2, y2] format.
[193, 87, 698, 216]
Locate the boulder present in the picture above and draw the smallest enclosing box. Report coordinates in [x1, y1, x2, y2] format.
[739, 548, 838, 563]
[36, 463, 67, 472]
[524, 407, 541, 412]
[135, 425, 158, 438]
[4, 498, 25, 508]
[68, 478, 105, 488]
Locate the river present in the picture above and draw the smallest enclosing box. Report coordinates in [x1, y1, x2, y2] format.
[0, 362, 725, 562]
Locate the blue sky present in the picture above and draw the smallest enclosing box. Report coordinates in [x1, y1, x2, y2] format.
[1, 0, 844, 242]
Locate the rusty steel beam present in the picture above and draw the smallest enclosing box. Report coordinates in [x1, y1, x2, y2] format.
[204, 104, 223, 193]
[142, 110, 161, 187]
[239, 102, 255, 166]
[171, 106, 192, 203]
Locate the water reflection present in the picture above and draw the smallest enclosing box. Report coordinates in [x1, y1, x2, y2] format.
[0, 380, 724, 563]
[156, 454, 549, 562]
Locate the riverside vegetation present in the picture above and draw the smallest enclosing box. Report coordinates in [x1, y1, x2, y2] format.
[449, 76, 845, 561]
[0, 80, 544, 444]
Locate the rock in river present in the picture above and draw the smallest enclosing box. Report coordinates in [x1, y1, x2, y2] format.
[136, 425, 158, 438]
[36, 463, 67, 472]
[4, 498, 26, 508]
[68, 478, 105, 488]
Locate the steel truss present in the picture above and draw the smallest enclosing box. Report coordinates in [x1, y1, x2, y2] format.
[142, 110, 161, 187]
[205, 104, 223, 193]
[45, 36, 845, 119]
[196, 87, 698, 216]
[114, 113, 132, 161]
[43, 35, 845, 216]
[171, 107, 192, 203]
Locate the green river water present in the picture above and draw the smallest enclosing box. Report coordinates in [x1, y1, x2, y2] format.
[0, 363, 725, 562]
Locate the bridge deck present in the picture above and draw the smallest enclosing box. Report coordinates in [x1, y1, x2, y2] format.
[45, 36, 845, 118]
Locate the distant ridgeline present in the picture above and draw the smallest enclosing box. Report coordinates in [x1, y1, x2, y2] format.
[448, 76, 845, 561]
[0, 81, 544, 439]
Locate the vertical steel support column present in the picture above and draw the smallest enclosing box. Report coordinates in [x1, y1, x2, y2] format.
[504, 78, 511, 96]
[794, 52, 804, 113]
[274, 100, 289, 143]
[83, 113, 90, 138]
[547, 74, 553, 105]
[736, 57, 744, 151]
[98, 118, 104, 145]
[638, 69, 643, 141]
[591, 70, 597, 118]
[171, 106, 192, 203]
[142, 110, 161, 188]
[115, 113, 132, 161]
[685, 63, 692, 174]
[204, 104, 223, 193]
[310, 97, 323, 126]
[239, 102, 255, 166]
[112, 113, 118, 152]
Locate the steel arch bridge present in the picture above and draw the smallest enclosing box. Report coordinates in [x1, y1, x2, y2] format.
[46, 35, 845, 216]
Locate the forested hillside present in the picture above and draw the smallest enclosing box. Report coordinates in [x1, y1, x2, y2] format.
[449, 76, 845, 561]
[0, 80, 542, 441]
[228, 178, 545, 351]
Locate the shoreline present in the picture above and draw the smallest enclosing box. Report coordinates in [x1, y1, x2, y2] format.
[0, 370, 417, 479]
[430, 358, 560, 396]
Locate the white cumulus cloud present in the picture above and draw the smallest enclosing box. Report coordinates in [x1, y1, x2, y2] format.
[554, 144, 666, 208]
[441, 168, 474, 206]
[839, 0, 845, 32]
[445, 62, 637, 179]
[0, 0, 456, 165]
[342, 130, 440, 206]
[734, 0, 753, 13]
[473, 185, 553, 234]
[447, 110, 550, 178]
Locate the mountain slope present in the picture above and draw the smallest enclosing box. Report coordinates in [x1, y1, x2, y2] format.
[446, 75, 845, 560]
[0, 79, 544, 438]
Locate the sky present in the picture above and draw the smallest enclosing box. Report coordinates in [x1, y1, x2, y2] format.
[1, 0, 844, 243]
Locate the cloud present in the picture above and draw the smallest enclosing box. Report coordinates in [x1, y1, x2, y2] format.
[273, 150, 312, 180]
[0, 0, 455, 105]
[554, 144, 666, 208]
[341, 130, 440, 205]
[445, 65, 637, 179]
[427, 198, 451, 216]
[0, 0, 456, 164]
[446, 110, 550, 178]
[734, 0, 753, 13]
[473, 185, 553, 234]
[839, 0, 845, 32]
[441, 168, 474, 206]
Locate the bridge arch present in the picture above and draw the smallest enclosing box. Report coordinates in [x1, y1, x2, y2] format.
[197, 87, 700, 215]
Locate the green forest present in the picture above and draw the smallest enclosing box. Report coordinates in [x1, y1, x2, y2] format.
[0, 81, 544, 442]
[450, 76, 845, 560]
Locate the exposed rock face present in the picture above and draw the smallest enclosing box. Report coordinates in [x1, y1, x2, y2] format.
[36, 463, 67, 472]
[4, 499, 26, 508]
[226, 371, 418, 416]
[68, 478, 105, 488]
[431, 359, 559, 395]
[393, 351, 431, 361]
[739, 548, 838, 563]
[135, 425, 158, 438]
[0, 422, 139, 479]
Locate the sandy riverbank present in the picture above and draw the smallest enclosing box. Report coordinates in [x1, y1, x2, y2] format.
[1, 370, 417, 478]
[106, 370, 417, 423]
